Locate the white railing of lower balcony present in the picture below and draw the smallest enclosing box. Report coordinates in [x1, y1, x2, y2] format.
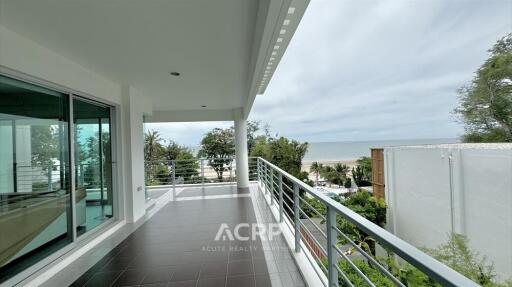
[144, 157, 259, 186]
[144, 157, 480, 287]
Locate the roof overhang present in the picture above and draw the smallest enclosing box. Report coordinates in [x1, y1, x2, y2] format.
[0, 0, 309, 122]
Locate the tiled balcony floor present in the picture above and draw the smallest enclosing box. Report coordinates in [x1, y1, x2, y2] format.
[44, 184, 305, 287]
[177, 185, 249, 198]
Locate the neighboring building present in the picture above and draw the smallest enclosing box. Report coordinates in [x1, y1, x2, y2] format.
[384, 143, 512, 281]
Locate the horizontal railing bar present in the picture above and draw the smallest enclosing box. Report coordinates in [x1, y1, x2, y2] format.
[299, 196, 327, 222]
[335, 263, 356, 287]
[332, 225, 406, 287]
[333, 244, 376, 287]
[300, 230, 329, 274]
[299, 221, 328, 256]
[299, 209, 328, 239]
[257, 157, 480, 287]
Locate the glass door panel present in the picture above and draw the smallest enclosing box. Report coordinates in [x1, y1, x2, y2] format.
[0, 75, 72, 283]
[73, 98, 113, 236]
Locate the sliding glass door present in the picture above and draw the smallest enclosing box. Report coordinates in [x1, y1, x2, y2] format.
[0, 75, 116, 284]
[0, 75, 73, 281]
[73, 98, 113, 236]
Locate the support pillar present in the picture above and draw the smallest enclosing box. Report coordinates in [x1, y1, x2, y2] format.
[234, 118, 249, 191]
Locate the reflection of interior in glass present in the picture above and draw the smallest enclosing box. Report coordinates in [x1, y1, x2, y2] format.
[73, 98, 113, 237]
[0, 75, 73, 280]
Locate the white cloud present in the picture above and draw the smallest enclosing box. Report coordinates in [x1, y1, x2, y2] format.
[249, 0, 511, 143]
[150, 0, 512, 146]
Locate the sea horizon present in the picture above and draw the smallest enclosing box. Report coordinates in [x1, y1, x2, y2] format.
[189, 137, 459, 162]
[303, 137, 459, 161]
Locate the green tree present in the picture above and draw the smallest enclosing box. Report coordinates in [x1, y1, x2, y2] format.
[198, 128, 235, 181]
[455, 33, 512, 142]
[321, 165, 340, 187]
[246, 120, 261, 154]
[424, 233, 497, 286]
[337, 191, 386, 254]
[352, 156, 372, 186]
[160, 141, 199, 183]
[144, 130, 163, 162]
[309, 161, 323, 185]
[344, 177, 352, 188]
[266, 137, 309, 180]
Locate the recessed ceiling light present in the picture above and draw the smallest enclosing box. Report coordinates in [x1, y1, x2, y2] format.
[170, 72, 180, 76]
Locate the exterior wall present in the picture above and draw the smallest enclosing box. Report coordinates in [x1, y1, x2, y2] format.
[0, 25, 121, 105]
[384, 146, 512, 281]
[121, 86, 152, 223]
[0, 24, 153, 223]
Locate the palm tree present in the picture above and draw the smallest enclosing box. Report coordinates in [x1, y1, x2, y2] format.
[309, 161, 323, 186]
[144, 130, 163, 183]
[334, 163, 350, 178]
[144, 130, 162, 162]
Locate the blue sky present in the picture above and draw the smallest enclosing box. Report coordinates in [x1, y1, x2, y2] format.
[147, 0, 512, 147]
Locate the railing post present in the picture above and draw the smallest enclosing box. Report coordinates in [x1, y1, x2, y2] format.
[278, 173, 284, 223]
[201, 159, 205, 186]
[229, 161, 233, 182]
[256, 158, 261, 184]
[264, 163, 268, 194]
[47, 165, 52, 192]
[326, 206, 338, 286]
[270, 167, 274, 205]
[293, 182, 301, 253]
[172, 160, 176, 194]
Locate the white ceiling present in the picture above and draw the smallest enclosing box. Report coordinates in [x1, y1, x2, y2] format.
[0, 0, 257, 111]
[0, 0, 309, 120]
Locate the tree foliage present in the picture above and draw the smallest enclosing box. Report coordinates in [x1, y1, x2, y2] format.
[144, 131, 199, 185]
[337, 191, 386, 254]
[251, 136, 309, 182]
[352, 156, 372, 186]
[309, 161, 323, 185]
[455, 33, 512, 142]
[198, 128, 235, 181]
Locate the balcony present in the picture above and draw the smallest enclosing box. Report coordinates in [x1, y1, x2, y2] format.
[36, 157, 480, 287]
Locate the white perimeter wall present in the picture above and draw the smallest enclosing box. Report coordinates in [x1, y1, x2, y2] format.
[384, 146, 512, 281]
[0, 25, 152, 223]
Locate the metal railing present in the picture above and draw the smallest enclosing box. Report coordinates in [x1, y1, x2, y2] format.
[144, 157, 258, 187]
[256, 157, 479, 287]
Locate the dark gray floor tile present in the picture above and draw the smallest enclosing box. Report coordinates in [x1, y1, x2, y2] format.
[227, 259, 253, 276]
[197, 276, 226, 287]
[167, 280, 197, 287]
[200, 261, 228, 279]
[111, 268, 147, 286]
[226, 274, 256, 287]
[141, 266, 174, 284]
[170, 264, 201, 282]
[83, 271, 122, 287]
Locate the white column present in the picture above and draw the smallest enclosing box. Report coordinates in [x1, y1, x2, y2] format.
[121, 85, 152, 223]
[234, 118, 249, 189]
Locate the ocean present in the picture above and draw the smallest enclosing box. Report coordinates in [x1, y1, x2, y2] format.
[303, 138, 459, 161]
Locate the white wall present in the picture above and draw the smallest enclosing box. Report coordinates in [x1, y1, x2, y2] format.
[385, 145, 512, 281]
[0, 26, 121, 105]
[121, 86, 152, 223]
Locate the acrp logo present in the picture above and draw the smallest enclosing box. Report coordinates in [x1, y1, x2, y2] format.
[214, 223, 282, 241]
